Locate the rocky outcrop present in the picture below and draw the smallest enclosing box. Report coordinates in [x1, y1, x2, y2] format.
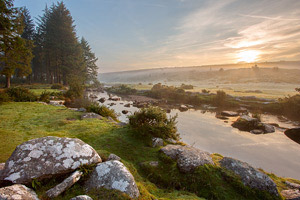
[81, 113, 103, 120]
[107, 154, 121, 161]
[70, 195, 93, 200]
[85, 160, 139, 199]
[160, 145, 214, 173]
[281, 189, 300, 200]
[220, 157, 278, 196]
[1, 136, 101, 184]
[152, 137, 164, 147]
[232, 115, 275, 134]
[221, 111, 239, 117]
[46, 170, 83, 198]
[0, 184, 39, 200]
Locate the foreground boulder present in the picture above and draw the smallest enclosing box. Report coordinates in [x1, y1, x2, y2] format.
[70, 195, 93, 200]
[85, 160, 139, 199]
[220, 157, 278, 196]
[46, 170, 83, 198]
[160, 145, 214, 173]
[1, 136, 101, 184]
[0, 184, 39, 200]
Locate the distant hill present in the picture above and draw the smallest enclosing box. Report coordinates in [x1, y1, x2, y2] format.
[99, 61, 300, 84]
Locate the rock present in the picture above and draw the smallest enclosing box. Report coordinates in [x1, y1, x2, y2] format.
[89, 94, 98, 99]
[237, 107, 248, 114]
[117, 122, 127, 127]
[166, 138, 177, 144]
[220, 157, 278, 196]
[109, 96, 121, 101]
[285, 128, 300, 144]
[285, 181, 300, 189]
[98, 97, 106, 103]
[250, 129, 264, 134]
[49, 100, 65, 106]
[1, 136, 101, 184]
[232, 115, 259, 132]
[221, 111, 239, 117]
[281, 189, 300, 200]
[85, 160, 139, 199]
[124, 103, 131, 108]
[215, 114, 229, 120]
[46, 170, 82, 198]
[109, 103, 116, 107]
[70, 195, 93, 200]
[107, 154, 121, 161]
[179, 105, 188, 112]
[149, 161, 159, 167]
[37, 101, 48, 105]
[0, 184, 39, 200]
[0, 163, 5, 177]
[152, 137, 164, 147]
[77, 108, 87, 112]
[122, 110, 129, 114]
[81, 112, 103, 120]
[160, 145, 214, 173]
[261, 123, 275, 133]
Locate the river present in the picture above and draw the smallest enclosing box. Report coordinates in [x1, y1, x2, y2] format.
[89, 91, 300, 179]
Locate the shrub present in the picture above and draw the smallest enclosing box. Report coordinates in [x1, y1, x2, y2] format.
[202, 89, 210, 94]
[39, 91, 51, 103]
[128, 106, 179, 140]
[107, 85, 137, 95]
[5, 87, 37, 102]
[0, 91, 11, 103]
[86, 103, 118, 121]
[65, 97, 92, 108]
[51, 84, 64, 89]
[213, 90, 227, 107]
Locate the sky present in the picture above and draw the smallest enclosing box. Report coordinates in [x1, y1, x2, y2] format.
[14, 0, 300, 73]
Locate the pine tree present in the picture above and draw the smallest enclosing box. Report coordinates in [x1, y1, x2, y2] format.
[80, 37, 99, 84]
[0, 0, 34, 88]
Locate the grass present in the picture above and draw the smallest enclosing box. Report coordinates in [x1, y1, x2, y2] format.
[0, 102, 298, 199]
[30, 89, 62, 95]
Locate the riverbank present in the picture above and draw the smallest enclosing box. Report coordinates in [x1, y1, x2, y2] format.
[1, 102, 300, 199]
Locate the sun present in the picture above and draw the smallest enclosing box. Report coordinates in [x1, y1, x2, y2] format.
[237, 50, 260, 63]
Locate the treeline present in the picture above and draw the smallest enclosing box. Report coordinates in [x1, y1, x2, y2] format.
[0, 0, 98, 92]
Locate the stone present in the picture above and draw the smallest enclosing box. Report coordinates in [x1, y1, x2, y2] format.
[98, 97, 106, 103]
[285, 128, 300, 145]
[89, 94, 98, 99]
[0, 184, 39, 200]
[109, 96, 121, 101]
[46, 170, 83, 198]
[1, 136, 101, 184]
[220, 157, 278, 196]
[160, 145, 214, 173]
[124, 103, 131, 108]
[285, 181, 300, 189]
[70, 195, 93, 200]
[152, 137, 164, 147]
[232, 115, 259, 131]
[179, 105, 188, 112]
[49, 100, 65, 106]
[221, 111, 239, 117]
[122, 110, 129, 114]
[85, 160, 139, 199]
[77, 108, 87, 112]
[149, 161, 159, 167]
[107, 154, 121, 161]
[250, 129, 264, 134]
[81, 112, 103, 120]
[281, 189, 300, 200]
[215, 114, 229, 120]
[262, 123, 275, 133]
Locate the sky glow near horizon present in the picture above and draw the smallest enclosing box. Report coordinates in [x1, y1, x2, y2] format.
[14, 0, 300, 72]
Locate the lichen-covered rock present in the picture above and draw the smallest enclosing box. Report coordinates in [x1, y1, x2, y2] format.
[81, 113, 103, 120]
[85, 160, 139, 199]
[70, 195, 93, 200]
[1, 136, 101, 184]
[0, 162, 5, 177]
[152, 137, 164, 147]
[261, 123, 275, 133]
[46, 170, 83, 198]
[281, 189, 300, 200]
[220, 157, 278, 196]
[0, 184, 39, 200]
[285, 181, 300, 189]
[160, 145, 214, 173]
[107, 154, 121, 161]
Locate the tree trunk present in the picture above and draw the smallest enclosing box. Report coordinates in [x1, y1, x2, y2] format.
[5, 75, 11, 88]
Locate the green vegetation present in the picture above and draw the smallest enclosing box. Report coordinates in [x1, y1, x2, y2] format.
[51, 84, 64, 90]
[86, 103, 118, 121]
[5, 87, 37, 102]
[107, 84, 137, 95]
[1, 102, 296, 199]
[179, 84, 194, 90]
[129, 106, 179, 140]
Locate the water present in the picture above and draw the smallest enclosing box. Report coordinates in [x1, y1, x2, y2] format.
[89, 91, 300, 179]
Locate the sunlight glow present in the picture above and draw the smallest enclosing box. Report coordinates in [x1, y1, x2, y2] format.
[237, 50, 260, 63]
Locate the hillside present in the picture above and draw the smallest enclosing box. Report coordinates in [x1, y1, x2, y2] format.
[100, 61, 300, 84]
